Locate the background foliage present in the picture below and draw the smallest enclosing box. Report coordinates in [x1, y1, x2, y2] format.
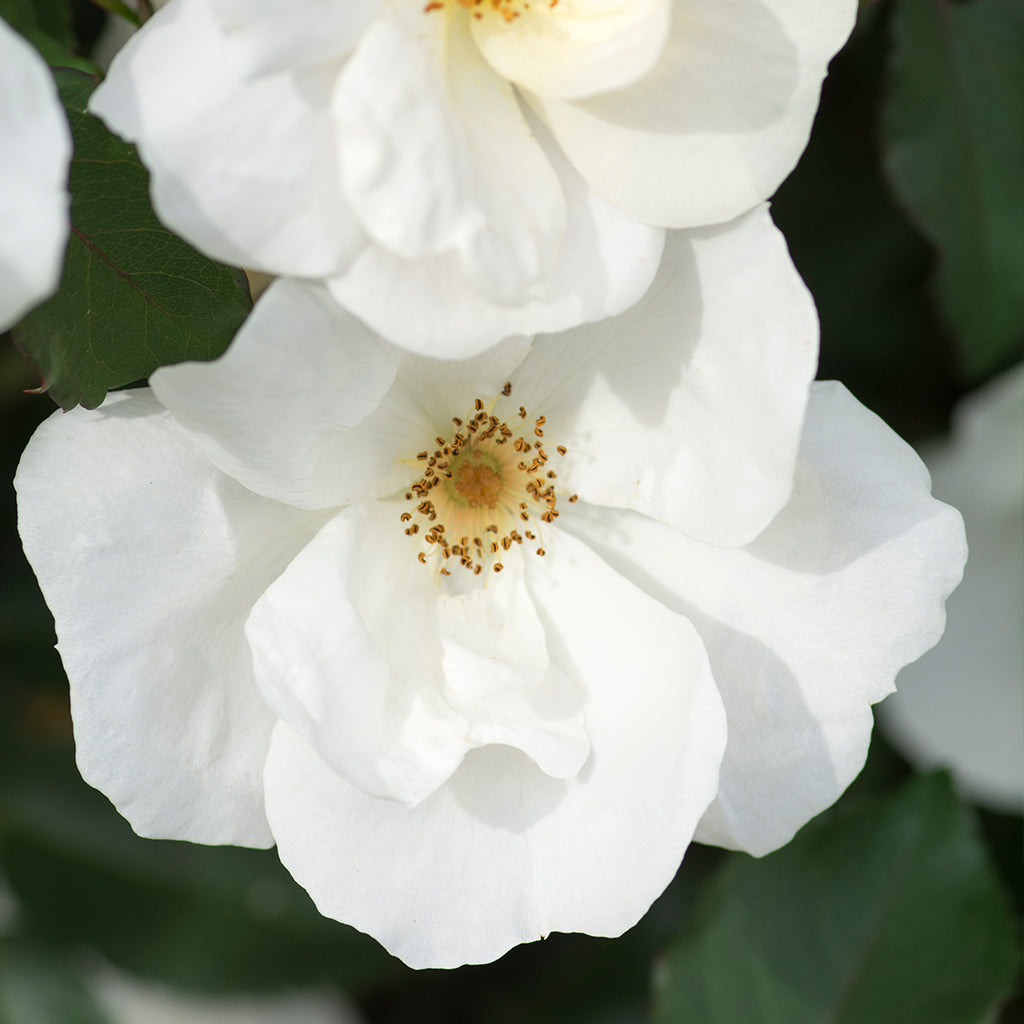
[1, 0, 1021, 1021]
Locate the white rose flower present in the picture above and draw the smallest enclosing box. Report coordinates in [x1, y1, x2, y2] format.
[88, 0, 855, 356]
[0, 17, 72, 332]
[16, 208, 964, 968]
[880, 365, 1024, 814]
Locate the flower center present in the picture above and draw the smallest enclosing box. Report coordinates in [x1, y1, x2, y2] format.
[451, 450, 503, 508]
[399, 383, 576, 576]
[423, 0, 555, 23]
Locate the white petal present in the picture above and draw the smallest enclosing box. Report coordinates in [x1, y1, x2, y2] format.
[15, 391, 324, 846]
[563, 383, 966, 855]
[538, 0, 857, 226]
[209, 0, 381, 77]
[247, 505, 588, 806]
[264, 529, 725, 968]
[152, 279, 404, 510]
[880, 366, 1024, 813]
[0, 18, 70, 331]
[246, 505, 465, 807]
[89, 0, 363, 276]
[472, 0, 671, 100]
[389, 333, 534, 431]
[335, 8, 564, 305]
[438, 556, 590, 780]
[511, 205, 817, 547]
[329, 127, 663, 358]
[155, 283, 537, 510]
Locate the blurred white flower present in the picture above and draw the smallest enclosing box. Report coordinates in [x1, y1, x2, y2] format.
[89, 0, 855, 356]
[880, 365, 1024, 814]
[17, 207, 964, 968]
[0, 17, 71, 332]
[86, 962, 361, 1024]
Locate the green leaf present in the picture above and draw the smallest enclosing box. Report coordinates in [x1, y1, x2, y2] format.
[0, 753, 399, 996]
[12, 69, 252, 411]
[0, 0, 94, 71]
[87, 0, 139, 27]
[882, 0, 1024, 380]
[652, 774, 1019, 1024]
[0, 0, 73, 50]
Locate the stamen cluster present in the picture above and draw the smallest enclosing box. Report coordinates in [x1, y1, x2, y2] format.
[399, 383, 576, 575]
[423, 0, 558, 23]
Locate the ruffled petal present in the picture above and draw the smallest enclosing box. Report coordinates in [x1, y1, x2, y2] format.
[155, 282, 537, 510]
[246, 505, 462, 807]
[437, 555, 590, 780]
[471, 0, 671, 100]
[15, 391, 325, 846]
[263, 528, 724, 968]
[151, 279, 404, 510]
[90, 0, 364, 276]
[247, 505, 587, 807]
[562, 383, 966, 855]
[538, 0, 856, 226]
[0, 18, 70, 331]
[329, 121, 663, 357]
[335, 7, 564, 305]
[511, 205, 817, 547]
[209, 0, 381, 77]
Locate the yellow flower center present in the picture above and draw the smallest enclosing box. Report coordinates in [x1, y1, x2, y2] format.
[399, 383, 577, 576]
[452, 451, 504, 508]
[423, 0, 556, 23]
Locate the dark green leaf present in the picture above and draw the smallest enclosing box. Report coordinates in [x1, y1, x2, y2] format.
[772, 3, 951, 440]
[0, 765, 399, 996]
[12, 69, 252, 410]
[652, 774, 1019, 1024]
[883, 0, 1024, 379]
[0, 0, 72, 50]
[87, 0, 139, 27]
[0, 0, 94, 71]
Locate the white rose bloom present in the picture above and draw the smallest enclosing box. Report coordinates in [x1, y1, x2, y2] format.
[88, 0, 855, 356]
[880, 365, 1024, 814]
[0, 17, 72, 332]
[16, 208, 964, 968]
